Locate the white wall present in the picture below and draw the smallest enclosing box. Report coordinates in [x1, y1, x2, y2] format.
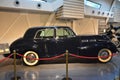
[73, 18, 98, 35]
[0, 10, 99, 44]
[1, 0, 111, 44]
[0, 11, 72, 44]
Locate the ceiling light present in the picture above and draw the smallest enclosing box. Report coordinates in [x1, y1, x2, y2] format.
[32, 0, 47, 2]
[32, 0, 41, 1]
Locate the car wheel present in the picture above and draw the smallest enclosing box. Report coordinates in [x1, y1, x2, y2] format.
[23, 51, 39, 66]
[98, 49, 112, 63]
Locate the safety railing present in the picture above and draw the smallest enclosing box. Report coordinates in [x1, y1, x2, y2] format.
[17, 53, 65, 61]
[0, 54, 13, 63]
[0, 52, 117, 62]
[0, 51, 119, 80]
[0, 51, 118, 65]
[16, 52, 117, 61]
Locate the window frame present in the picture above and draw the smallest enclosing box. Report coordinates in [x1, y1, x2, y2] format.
[85, 0, 101, 9]
[34, 28, 55, 39]
[56, 27, 76, 38]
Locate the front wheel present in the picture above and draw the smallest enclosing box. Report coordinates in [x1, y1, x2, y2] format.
[23, 51, 39, 66]
[98, 49, 112, 63]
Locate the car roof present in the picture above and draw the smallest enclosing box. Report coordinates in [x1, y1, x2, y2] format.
[24, 26, 75, 38]
[78, 34, 103, 37]
[28, 26, 70, 30]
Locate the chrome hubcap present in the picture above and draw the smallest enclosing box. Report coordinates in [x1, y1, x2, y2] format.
[100, 51, 109, 60]
[26, 53, 36, 63]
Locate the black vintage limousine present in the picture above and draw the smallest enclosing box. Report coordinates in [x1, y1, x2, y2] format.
[4, 26, 118, 66]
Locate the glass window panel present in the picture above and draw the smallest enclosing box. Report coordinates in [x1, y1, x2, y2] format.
[56, 28, 75, 38]
[85, 0, 101, 9]
[35, 28, 54, 38]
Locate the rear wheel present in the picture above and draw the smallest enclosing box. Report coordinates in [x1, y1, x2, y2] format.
[23, 51, 39, 66]
[98, 49, 112, 63]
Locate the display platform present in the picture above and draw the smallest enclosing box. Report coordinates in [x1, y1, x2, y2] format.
[0, 53, 120, 80]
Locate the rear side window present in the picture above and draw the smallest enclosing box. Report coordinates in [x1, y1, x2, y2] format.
[56, 28, 69, 37]
[56, 28, 75, 38]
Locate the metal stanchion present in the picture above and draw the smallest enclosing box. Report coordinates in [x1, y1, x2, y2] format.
[114, 68, 120, 80]
[118, 65, 120, 80]
[115, 68, 120, 80]
[119, 68, 120, 80]
[11, 50, 21, 80]
[62, 50, 72, 80]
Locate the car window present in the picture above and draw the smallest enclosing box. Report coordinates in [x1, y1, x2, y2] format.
[35, 28, 54, 39]
[56, 28, 75, 38]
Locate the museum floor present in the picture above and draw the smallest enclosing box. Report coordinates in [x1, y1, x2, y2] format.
[0, 51, 120, 80]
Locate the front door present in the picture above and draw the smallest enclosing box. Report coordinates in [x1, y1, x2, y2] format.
[34, 28, 57, 57]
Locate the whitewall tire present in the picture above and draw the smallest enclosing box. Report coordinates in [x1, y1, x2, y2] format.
[98, 49, 112, 63]
[23, 51, 39, 66]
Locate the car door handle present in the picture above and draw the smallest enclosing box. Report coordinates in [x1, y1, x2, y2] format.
[58, 40, 64, 42]
[33, 40, 38, 43]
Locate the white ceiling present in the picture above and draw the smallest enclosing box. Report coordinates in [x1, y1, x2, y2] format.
[32, 0, 56, 3]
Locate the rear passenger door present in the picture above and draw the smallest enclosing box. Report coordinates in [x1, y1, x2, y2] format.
[55, 28, 79, 54]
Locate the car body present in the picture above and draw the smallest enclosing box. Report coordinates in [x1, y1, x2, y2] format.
[4, 26, 118, 66]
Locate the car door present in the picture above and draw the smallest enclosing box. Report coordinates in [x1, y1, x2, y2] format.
[55, 27, 79, 54]
[34, 28, 58, 58]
